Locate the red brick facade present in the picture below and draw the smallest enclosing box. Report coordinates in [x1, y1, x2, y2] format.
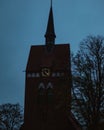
[20, 1, 82, 130]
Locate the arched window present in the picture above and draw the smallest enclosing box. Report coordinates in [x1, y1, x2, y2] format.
[38, 83, 45, 89]
[38, 83, 45, 95]
[47, 82, 53, 104]
[38, 83, 45, 104]
[47, 82, 53, 89]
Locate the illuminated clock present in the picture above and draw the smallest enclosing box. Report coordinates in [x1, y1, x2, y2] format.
[41, 68, 50, 77]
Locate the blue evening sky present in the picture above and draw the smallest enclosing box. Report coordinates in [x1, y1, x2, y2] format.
[0, 0, 104, 106]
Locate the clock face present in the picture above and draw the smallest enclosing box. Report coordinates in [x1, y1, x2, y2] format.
[41, 68, 50, 77]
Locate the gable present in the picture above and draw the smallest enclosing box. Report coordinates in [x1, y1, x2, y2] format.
[26, 44, 70, 72]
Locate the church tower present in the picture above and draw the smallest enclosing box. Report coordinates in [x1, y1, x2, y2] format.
[21, 1, 81, 130]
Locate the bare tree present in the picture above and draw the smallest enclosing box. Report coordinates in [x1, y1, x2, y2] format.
[0, 103, 23, 130]
[72, 35, 104, 130]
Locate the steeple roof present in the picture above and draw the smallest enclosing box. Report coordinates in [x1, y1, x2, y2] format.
[45, 0, 56, 45]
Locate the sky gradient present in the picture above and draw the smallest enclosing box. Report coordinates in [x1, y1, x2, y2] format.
[0, 0, 104, 106]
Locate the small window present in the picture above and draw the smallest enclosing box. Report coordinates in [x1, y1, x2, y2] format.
[52, 72, 61, 77]
[52, 73, 56, 77]
[36, 73, 40, 77]
[38, 83, 45, 89]
[47, 82, 53, 103]
[57, 72, 60, 77]
[38, 83, 45, 95]
[27, 73, 31, 78]
[31, 73, 35, 77]
[47, 82, 53, 89]
[38, 83, 45, 104]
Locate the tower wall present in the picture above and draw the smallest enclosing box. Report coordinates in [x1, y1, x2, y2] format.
[21, 44, 73, 130]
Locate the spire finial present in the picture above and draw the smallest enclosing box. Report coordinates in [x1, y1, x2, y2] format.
[44, 0, 56, 45]
[51, 0, 52, 7]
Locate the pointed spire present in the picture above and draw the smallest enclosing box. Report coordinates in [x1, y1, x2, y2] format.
[51, 0, 52, 7]
[45, 0, 56, 45]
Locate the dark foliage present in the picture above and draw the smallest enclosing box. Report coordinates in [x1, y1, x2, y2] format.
[0, 103, 23, 130]
[72, 35, 104, 130]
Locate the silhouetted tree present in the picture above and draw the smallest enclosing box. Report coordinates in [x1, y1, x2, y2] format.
[0, 103, 23, 130]
[72, 35, 104, 130]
